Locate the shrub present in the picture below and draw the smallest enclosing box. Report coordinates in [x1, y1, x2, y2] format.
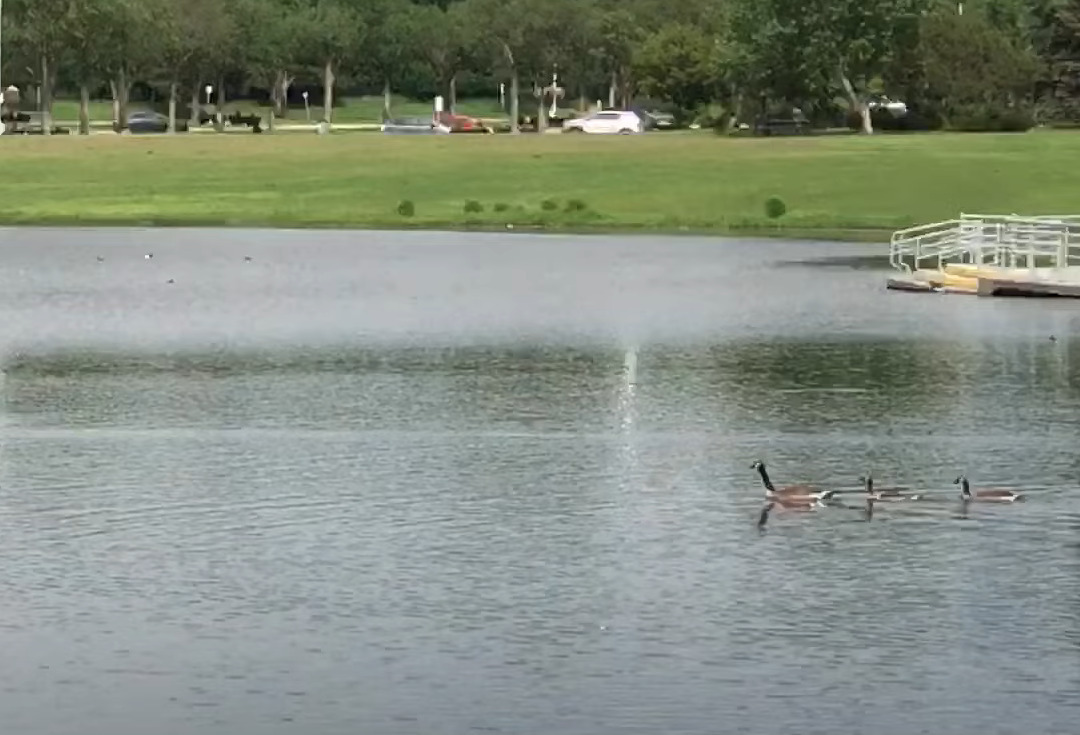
[845, 106, 943, 132]
[564, 199, 588, 213]
[396, 199, 415, 217]
[540, 199, 559, 212]
[945, 104, 1034, 132]
[764, 196, 787, 220]
[493, 202, 510, 213]
[463, 199, 483, 214]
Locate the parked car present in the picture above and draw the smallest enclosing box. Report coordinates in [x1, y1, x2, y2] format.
[127, 110, 189, 133]
[436, 112, 493, 133]
[642, 110, 678, 130]
[381, 117, 452, 135]
[562, 110, 644, 135]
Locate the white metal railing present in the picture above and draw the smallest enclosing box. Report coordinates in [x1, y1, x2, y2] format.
[890, 214, 1080, 274]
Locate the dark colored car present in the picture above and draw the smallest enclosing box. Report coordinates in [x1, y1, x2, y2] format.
[127, 110, 189, 133]
[381, 116, 451, 135]
[643, 110, 678, 130]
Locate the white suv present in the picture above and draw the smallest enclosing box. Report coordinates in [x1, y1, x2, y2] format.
[563, 110, 644, 135]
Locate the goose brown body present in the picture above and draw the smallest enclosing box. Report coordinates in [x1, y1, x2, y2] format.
[751, 460, 837, 502]
[954, 475, 1024, 503]
[861, 474, 923, 502]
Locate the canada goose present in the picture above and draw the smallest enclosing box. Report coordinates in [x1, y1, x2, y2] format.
[954, 475, 1024, 503]
[750, 460, 837, 502]
[860, 473, 923, 502]
[865, 495, 875, 522]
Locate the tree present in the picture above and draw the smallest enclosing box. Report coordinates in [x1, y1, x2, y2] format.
[304, 0, 364, 123]
[158, 0, 235, 133]
[736, 0, 929, 133]
[230, 0, 303, 120]
[413, 1, 470, 110]
[360, 0, 425, 121]
[1037, 0, 1080, 120]
[634, 23, 725, 118]
[6, 0, 72, 135]
[593, 7, 645, 109]
[94, 0, 160, 131]
[918, 8, 1039, 121]
[461, 0, 591, 132]
[59, 0, 128, 134]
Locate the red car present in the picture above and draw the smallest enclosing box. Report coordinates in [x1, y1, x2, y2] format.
[436, 112, 493, 134]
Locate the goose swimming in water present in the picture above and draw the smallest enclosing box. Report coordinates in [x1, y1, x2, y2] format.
[954, 475, 1024, 503]
[751, 460, 838, 502]
[861, 473, 923, 502]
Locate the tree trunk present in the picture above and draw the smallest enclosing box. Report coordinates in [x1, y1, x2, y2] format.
[448, 73, 457, 113]
[216, 76, 226, 130]
[323, 59, 335, 124]
[110, 80, 120, 132]
[41, 55, 52, 136]
[608, 70, 616, 109]
[273, 70, 293, 117]
[840, 71, 872, 134]
[78, 84, 91, 135]
[509, 70, 520, 134]
[190, 81, 201, 127]
[537, 91, 547, 133]
[167, 81, 178, 133]
[618, 66, 632, 110]
[382, 79, 392, 121]
[111, 70, 130, 132]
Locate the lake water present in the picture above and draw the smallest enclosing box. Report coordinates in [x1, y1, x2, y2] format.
[0, 227, 1078, 735]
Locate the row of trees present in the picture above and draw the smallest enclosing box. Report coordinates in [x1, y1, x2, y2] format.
[3, 0, 1080, 134]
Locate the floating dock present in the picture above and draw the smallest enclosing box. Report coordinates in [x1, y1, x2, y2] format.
[887, 214, 1080, 298]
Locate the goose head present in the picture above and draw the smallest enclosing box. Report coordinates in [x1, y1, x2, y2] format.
[953, 475, 971, 497]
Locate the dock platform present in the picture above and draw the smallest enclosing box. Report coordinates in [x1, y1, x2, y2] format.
[887, 214, 1080, 299]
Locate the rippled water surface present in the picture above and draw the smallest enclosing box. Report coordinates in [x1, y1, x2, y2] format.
[1, 227, 1078, 735]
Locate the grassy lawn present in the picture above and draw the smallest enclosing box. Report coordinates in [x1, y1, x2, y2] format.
[0, 129, 1077, 237]
[49, 95, 508, 126]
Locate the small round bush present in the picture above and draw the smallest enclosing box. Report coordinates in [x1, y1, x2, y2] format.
[397, 199, 415, 217]
[540, 199, 559, 212]
[493, 202, 510, 213]
[464, 199, 484, 214]
[564, 199, 588, 213]
[764, 196, 787, 219]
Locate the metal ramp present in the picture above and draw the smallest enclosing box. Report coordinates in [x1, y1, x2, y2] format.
[889, 213, 1080, 274]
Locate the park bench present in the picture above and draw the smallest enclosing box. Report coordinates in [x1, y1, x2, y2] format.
[227, 111, 263, 133]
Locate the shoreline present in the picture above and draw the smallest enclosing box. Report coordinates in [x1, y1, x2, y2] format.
[0, 217, 891, 244]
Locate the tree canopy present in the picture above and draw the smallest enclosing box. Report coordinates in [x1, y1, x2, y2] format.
[0, 0, 1076, 132]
